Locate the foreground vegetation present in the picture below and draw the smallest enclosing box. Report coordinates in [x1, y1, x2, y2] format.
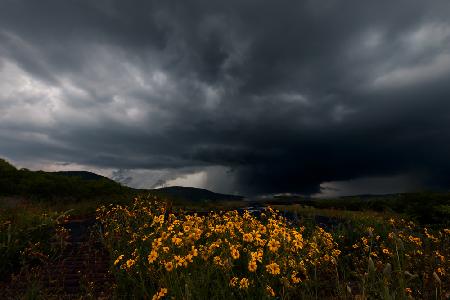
[0, 200, 70, 280]
[1, 193, 449, 299]
[98, 196, 449, 299]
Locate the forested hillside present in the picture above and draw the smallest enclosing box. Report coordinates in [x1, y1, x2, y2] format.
[0, 159, 131, 200]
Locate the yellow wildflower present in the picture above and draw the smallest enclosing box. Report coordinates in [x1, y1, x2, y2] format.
[435, 251, 445, 263]
[230, 247, 240, 260]
[248, 259, 257, 272]
[191, 246, 198, 257]
[361, 237, 368, 246]
[152, 287, 168, 300]
[291, 271, 301, 284]
[171, 236, 183, 246]
[408, 235, 422, 246]
[229, 277, 238, 287]
[266, 262, 281, 275]
[165, 261, 174, 272]
[114, 254, 124, 265]
[126, 259, 135, 269]
[251, 250, 263, 262]
[268, 239, 281, 252]
[243, 233, 253, 242]
[148, 250, 158, 264]
[213, 256, 222, 266]
[266, 285, 275, 297]
[332, 249, 341, 257]
[436, 267, 445, 276]
[239, 277, 249, 289]
[174, 255, 185, 268]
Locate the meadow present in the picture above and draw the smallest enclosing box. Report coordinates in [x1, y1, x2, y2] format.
[97, 195, 449, 299]
[0, 199, 71, 281]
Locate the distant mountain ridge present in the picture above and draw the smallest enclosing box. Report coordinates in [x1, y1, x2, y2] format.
[150, 186, 244, 202]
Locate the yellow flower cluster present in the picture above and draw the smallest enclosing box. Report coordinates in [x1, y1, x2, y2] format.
[97, 196, 341, 297]
[97, 197, 449, 299]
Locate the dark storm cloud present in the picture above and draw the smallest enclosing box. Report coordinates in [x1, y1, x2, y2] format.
[1, 0, 450, 194]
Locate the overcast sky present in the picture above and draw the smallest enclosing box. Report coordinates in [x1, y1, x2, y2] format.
[1, 0, 450, 196]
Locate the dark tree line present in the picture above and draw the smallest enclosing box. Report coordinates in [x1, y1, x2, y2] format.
[0, 159, 132, 201]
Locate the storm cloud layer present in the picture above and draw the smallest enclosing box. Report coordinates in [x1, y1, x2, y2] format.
[1, 0, 450, 195]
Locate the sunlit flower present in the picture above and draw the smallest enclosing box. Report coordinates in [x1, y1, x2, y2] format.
[229, 277, 238, 287]
[291, 271, 301, 284]
[239, 277, 249, 289]
[408, 235, 422, 246]
[114, 255, 124, 265]
[213, 256, 222, 266]
[266, 285, 275, 297]
[332, 249, 341, 257]
[152, 287, 168, 300]
[243, 233, 253, 242]
[251, 250, 263, 262]
[148, 250, 158, 264]
[230, 246, 240, 260]
[126, 259, 135, 269]
[268, 239, 281, 252]
[248, 259, 257, 272]
[171, 236, 183, 246]
[266, 262, 281, 275]
[165, 261, 174, 272]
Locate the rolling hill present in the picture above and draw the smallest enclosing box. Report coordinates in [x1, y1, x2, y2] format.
[0, 158, 130, 200]
[150, 186, 243, 202]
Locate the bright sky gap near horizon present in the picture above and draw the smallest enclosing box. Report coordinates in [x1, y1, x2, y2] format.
[1, 1, 450, 197]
